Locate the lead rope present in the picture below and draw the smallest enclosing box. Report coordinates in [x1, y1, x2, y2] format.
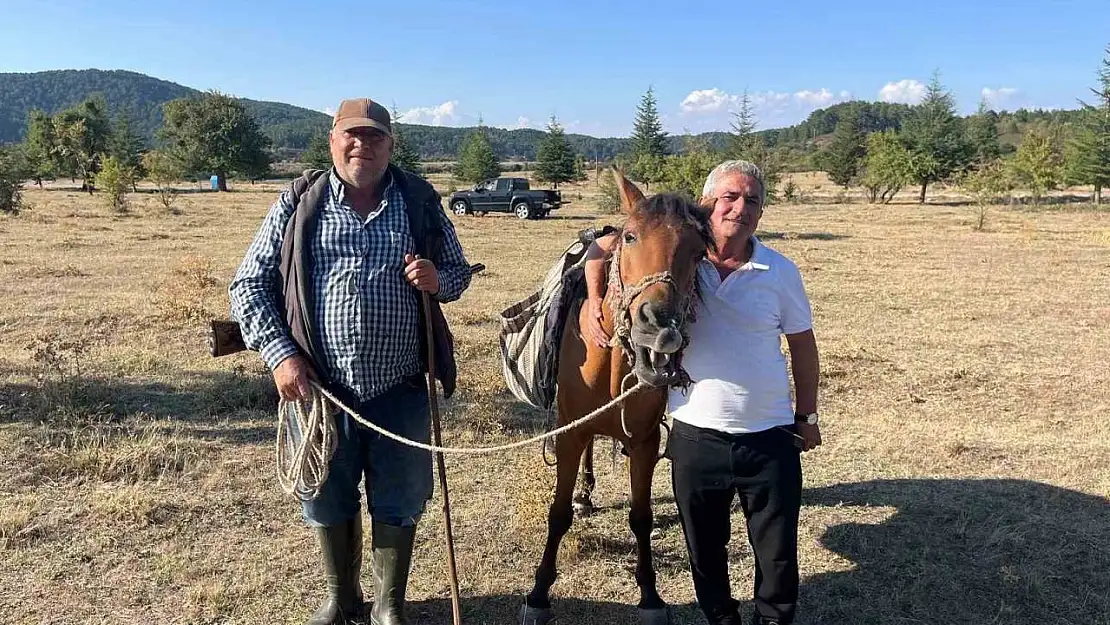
[275, 378, 649, 500]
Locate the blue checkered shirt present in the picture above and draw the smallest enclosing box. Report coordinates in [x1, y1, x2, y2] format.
[229, 170, 471, 400]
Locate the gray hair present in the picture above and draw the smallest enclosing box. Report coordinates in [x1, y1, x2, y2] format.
[701, 160, 766, 206]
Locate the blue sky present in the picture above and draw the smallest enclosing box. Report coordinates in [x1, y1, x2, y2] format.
[1, 0, 1107, 137]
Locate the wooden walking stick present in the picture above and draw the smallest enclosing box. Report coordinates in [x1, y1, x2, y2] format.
[421, 289, 463, 625]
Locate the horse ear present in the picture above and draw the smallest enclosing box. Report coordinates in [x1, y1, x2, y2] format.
[611, 167, 645, 214]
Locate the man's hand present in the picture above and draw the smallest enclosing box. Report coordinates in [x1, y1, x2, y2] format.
[404, 254, 440, 294]
[584, 297, 611, 349]
[274, 355, 315, 401]
[797, 423, 822, 452]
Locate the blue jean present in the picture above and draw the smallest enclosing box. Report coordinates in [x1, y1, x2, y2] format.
[301, 377, 433, 528]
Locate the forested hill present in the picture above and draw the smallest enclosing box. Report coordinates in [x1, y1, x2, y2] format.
[0, 69, 1083, 159]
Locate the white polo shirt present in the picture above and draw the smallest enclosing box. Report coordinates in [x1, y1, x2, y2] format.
[668, 237, 813, 434]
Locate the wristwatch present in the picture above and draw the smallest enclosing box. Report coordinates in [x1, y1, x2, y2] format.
[795, 412, 819, 425]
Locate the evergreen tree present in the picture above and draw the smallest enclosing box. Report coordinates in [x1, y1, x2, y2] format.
[301, 132, 333, 170]
[535, 116, 577, 188]
[22, 109, 56, 187]
[389, 106, 421, 173]
[1066, 45, 1110, 204]
[453, 122, 500, 184]
[629, 87, 667, 186]
[729, 90, 760, 158]
[108, 114, 146, 179]
[631, 87, 667, 159]
[966, 99, 1002, 164]
[728, 91, 782, 201]
[901, 72, 973, 202]
[821, 112, 866, 187]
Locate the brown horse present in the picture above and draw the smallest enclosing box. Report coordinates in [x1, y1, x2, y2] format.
[520, 170, 713, 625]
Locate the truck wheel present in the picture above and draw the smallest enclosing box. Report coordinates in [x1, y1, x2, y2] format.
[451, 200, 470, 216]
[514, 201, 532, 219]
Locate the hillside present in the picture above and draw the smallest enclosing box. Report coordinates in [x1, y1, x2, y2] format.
[0, 69, 331, 150]
[0, 69, 1086, 161]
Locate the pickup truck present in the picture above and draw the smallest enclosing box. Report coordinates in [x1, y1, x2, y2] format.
[448, 177, 562, 219]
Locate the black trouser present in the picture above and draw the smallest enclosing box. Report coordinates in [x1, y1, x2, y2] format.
[668, 419, 802, 625]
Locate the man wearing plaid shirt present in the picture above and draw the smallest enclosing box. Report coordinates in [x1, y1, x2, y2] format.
[229, 98, 471, 625]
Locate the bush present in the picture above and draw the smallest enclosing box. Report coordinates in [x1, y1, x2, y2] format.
[597, 170, 621, 214]
[0, 144, 30, 214]
[95, 155, 136, 213]
[782, 179, 799, 203]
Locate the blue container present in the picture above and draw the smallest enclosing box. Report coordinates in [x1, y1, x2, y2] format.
[210, 175, 219, 190]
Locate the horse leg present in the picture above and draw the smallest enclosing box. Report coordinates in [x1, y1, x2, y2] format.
[521, 431, 589, 624]
[628, 430, 669, 624]
[573, 436, 596, 517]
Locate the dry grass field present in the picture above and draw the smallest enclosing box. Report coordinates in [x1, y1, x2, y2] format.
[1, 171, 1108, 625]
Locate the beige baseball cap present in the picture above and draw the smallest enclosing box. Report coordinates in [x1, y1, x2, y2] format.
[332, 98, 392, 137]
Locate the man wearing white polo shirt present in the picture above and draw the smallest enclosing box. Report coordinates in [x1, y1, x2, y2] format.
[667, 160, 820, 625]
[581, 160, 820, 625]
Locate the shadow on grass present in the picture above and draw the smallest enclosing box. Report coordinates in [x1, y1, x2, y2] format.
[409, 594, 702, 625]
[0, 368, 278, 439]
[800, 478, 1110, 625]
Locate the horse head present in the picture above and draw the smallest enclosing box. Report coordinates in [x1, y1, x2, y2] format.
[609, 169, 713, 388]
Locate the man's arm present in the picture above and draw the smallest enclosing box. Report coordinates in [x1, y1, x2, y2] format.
[582, 232, 619, 348]
[584, 232, 618, 302]
[785, 330, 819, 415]
[431, 198, 471, 303]
[227, 190, 299, 371]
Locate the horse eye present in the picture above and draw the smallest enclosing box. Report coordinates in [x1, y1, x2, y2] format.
[622, 232, 637, 245]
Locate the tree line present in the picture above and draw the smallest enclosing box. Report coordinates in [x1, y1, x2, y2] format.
[815, 47, 1110, 205]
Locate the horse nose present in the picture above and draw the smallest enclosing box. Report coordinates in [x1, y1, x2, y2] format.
[637, 300, 673, 329]
[636, 301, 683, 353]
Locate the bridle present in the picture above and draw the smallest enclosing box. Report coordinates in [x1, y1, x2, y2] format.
[605, 234, 699, 391]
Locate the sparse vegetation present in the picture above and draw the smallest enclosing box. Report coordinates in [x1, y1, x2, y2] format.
[1, 175, 1107, 624]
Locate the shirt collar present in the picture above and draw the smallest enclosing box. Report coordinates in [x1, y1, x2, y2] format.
[328, 168, 395, 205]
[742, 236, 771, 271]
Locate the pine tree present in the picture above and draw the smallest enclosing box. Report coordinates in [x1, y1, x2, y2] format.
[901, 72, 973, 202]
[1066, 45, 1110, 204]
[301, 132, 333, 170]
[22, 109, 56, 187]
[453, 122, 500, 184]
[728, 91, 782, 201]
[821, 112, 866, 187]
[631, 87, 667, 158]
[535, 116, 576, 188]
[108, 114, 146, 179]
[966, 99, 1002, 165]
[390, 105, 421, 173]
[729, 90, 760, 158]
[629, 87, 667, 186]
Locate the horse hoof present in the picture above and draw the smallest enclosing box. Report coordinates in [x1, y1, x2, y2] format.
[638, 606, 671, 625]
[519, 604, 555, 625]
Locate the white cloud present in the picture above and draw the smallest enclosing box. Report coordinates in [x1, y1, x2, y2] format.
[878, 79, 927, 104]
[680, 88, 735, 113]
[981, 87, 1021, 110]
[397, 100, 462, 126]
[678, 87, 854, 131]
[513, 116, 534, 129]
[323, 106, 336, 116]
